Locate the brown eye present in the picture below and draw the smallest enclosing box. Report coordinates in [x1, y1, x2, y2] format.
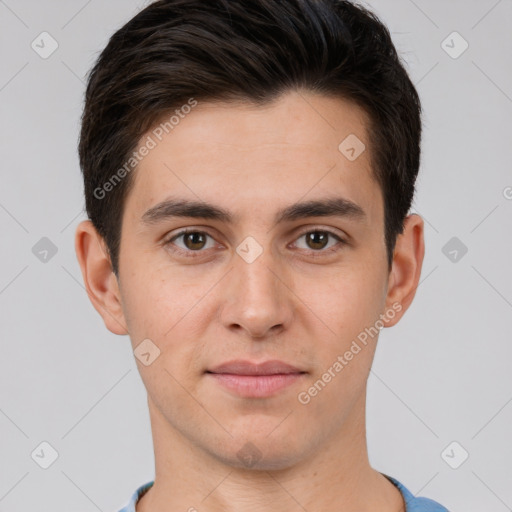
[292, 229, 346, 256]
[305, 231, 329, 250]
[182, 232, 207, 250]
[165, 230, 216, 256]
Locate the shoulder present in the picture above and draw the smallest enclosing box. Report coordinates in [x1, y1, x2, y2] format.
[383, 474, 450, 512]
[117, 481, 154, 512]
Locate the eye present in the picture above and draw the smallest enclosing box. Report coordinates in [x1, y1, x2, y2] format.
[164, 229, 217, 257]
[292, 229, 346, 254]
[163, 227, 347, 260]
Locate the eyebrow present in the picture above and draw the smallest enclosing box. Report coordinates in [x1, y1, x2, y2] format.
[140, 196, 367, 227]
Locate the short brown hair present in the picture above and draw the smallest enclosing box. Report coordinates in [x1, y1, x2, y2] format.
[79, 0, 422, 276]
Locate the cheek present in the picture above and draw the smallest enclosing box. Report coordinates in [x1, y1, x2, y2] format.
[121, 272, 205, 397]
[120, 266, 213, 372]
[295, 262, 386, 345]
[120, 254, 191, 333]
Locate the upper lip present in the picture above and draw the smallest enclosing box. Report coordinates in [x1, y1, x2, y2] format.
[207, 359, 305, 376]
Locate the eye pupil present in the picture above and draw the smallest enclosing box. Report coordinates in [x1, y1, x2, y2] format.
[185, 232, 206, 250]
[307, 231, 328, 250]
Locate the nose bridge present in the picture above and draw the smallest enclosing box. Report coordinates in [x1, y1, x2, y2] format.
[221, 238, 292, 337]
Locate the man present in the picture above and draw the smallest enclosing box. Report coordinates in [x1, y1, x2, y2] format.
[74, 0, 449, 510]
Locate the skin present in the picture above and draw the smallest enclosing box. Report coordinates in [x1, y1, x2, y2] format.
[75, 90, 424, 512]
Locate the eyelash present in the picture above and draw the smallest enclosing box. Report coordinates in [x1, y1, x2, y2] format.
[163, 227, 347, 259]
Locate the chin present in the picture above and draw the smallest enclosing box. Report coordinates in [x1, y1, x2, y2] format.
[208, 430, 310, 471]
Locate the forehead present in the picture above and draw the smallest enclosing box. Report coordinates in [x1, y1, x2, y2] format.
[124, 90, 382, 226]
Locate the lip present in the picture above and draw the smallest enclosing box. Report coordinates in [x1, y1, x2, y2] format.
[207, 359, 305, 376]
[206, 359, 306, 398]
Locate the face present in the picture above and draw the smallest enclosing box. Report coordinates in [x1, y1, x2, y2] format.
[76, 90, 424, 470]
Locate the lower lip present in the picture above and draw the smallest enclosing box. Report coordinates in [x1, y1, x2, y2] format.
[206, 372, 305, 398]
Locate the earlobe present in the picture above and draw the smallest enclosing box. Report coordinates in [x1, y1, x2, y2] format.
[383, 214, 425, 328]
[74, 220, 129, 335]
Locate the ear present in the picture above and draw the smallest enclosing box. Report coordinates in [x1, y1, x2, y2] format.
[383, 213, 425, 327]
[74, 220, 129, 335]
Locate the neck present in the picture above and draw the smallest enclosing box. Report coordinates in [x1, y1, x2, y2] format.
[137, 391, 404, 512]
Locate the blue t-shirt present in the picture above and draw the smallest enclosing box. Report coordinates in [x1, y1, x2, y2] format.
[117, 473, 449, 511]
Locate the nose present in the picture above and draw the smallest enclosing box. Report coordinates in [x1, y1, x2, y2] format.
[219, 245, 294, 339]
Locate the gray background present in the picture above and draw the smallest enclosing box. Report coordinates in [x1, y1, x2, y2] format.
[1, 0, 511, 510]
